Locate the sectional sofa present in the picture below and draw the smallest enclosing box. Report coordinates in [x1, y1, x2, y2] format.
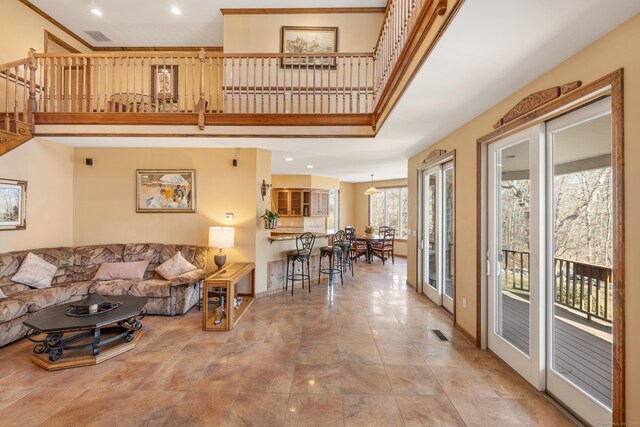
[0, 243, 208, 347]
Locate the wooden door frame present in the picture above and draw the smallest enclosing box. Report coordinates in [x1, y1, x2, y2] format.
[476, 69, 624, 424]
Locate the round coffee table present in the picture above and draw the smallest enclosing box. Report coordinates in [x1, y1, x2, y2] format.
[24, 295, 147, 370]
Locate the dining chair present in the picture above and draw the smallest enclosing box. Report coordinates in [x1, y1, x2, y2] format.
[372, 227, 395, 265]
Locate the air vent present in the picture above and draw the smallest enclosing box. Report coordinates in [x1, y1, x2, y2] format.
[430, 329, 449, 342]
[84, 31, 112, 42]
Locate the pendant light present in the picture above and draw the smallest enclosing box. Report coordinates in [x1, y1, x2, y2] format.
[363, 174, 380, 196]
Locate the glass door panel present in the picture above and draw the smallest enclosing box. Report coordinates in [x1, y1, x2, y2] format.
[443, 163, 455, 313]
[423, 169, 440, 304]
[546, 99, 612, 425]
[487, 124, 543, 388]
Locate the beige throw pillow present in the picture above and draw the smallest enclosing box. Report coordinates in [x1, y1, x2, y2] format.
[94, 260, 151, 280]
[155, 252, 197, 280]
[11, 253, 57, 289]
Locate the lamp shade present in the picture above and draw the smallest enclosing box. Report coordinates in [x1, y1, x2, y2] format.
[208, 227, 235, 249]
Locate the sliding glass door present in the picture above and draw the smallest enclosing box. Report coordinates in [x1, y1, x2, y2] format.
[546, 99, 613, 425]
[421, 160, 454, 313]
[485, 97, 615, 425]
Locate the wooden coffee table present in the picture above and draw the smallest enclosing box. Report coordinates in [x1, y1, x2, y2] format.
[24, 295, 147, 371]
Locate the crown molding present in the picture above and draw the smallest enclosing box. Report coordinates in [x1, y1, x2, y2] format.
[220, 7, 386, 15]
[19, 0, 94, 49]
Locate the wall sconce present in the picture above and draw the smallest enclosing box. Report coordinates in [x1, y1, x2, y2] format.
[261, 179, 272, 201]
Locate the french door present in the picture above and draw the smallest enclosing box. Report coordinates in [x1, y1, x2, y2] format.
[486, 98, 614, 425]
[487, 125, 545, 389]
[421, 160, 454, 313]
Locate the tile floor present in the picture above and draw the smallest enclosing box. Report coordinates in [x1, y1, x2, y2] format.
[0, 259, 577, 426]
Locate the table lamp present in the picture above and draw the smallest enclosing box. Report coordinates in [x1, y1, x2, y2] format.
[209, 226, 235, 270]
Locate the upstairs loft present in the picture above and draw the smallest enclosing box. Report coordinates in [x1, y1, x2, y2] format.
[0, 0, 457, 149]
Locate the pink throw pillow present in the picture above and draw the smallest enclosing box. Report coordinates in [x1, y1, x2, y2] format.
[94, 260, 150, 280]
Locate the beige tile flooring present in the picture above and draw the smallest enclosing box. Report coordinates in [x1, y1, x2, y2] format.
[0, 259, 577, 426]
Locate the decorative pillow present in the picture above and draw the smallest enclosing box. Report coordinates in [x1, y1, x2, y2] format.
[155, 252, 197, 280]
[11, 253, 57, 289]
[94, 260, 150, 280]
[0, 288, 7, 299]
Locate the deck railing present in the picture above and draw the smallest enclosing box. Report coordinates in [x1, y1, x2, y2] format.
[30, 51, 374, 118]
[501, 249, 613, 322]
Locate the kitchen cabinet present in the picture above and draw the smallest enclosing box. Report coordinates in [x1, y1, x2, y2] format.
[274, 189, 304, 216]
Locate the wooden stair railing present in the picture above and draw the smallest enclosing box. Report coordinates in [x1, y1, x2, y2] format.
[0, 49, 37, 156]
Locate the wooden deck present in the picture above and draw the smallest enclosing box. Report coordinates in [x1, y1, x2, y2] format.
[501, 292, 612, 408]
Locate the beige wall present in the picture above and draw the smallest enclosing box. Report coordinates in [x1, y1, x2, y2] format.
[339, 182, 355, 229]
[0, 0, 91, 63]
[254, 149, 272, 290]
[353, 178, 408, 257]
[271, 174, 340, 190]
[223, 13, 383, 54]
[0, 138, 74, 252]
[407, 13, 640, 418]
[72, 147, 262, 276]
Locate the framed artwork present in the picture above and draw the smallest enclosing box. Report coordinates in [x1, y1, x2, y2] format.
[151, 65, 179, 102]
[280, 26, 338, 69]
[136, 170, 196, 213]
[0, 178, 27, 231]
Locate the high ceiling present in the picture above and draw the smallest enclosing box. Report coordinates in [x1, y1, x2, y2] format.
[42, 0, 640, 182]
[29, 0, 386, 47]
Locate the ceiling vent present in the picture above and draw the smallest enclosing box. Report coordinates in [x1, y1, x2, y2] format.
[84, 31, 112, 42]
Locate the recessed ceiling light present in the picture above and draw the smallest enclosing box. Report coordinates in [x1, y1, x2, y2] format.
[171, 7, 182, 15]
[91, 8, 103, 16]
[306, 165, 314, 169]
[285, 157, 293, 161]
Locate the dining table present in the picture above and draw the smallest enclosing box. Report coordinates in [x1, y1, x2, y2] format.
[356, 234, 384, 263]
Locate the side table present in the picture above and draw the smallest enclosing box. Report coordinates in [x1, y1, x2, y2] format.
[202, 262, 255, 331]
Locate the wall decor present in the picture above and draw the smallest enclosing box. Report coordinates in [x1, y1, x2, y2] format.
[280, 26, 338, 69]
[0, 178, 27, 231]
[136, 170, 196, 213]
[150, 65, 179, 102]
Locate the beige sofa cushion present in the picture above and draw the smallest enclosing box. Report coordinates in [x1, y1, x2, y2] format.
[0, 298, 28, 322]
[129, 279, 172, 298]
[10, 286, 74, 312]
[12, 253, 57, 289]
[91, 280, 136, 296]
[155, 252, 197, 280]
[94, 260, 150, 280]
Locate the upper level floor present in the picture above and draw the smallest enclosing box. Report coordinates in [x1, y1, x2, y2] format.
[0, 0, 457, 147]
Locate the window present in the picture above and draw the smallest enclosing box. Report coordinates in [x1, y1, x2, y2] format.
[326, 190, 339, 233]
[369, 187, 408, 238]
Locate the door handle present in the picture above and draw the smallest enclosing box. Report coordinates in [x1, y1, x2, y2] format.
[486, 259, 491, 276]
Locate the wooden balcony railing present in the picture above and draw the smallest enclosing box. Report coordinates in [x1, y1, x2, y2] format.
[501, 249, 613, 322]
[373, 0, 448, 112]
[0, 50, 37, 132]
[30, 51, 373, 124]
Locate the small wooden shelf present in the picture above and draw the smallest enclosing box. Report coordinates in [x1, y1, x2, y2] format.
[202, 262, 255, 331]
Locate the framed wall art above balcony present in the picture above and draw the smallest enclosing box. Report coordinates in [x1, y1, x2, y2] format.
[0, 178, 27, 231]
[280, 26, 338, 69]
[151, 65, 179, 102]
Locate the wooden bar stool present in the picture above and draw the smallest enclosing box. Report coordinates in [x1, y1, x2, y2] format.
[318, 232, 344, 287]
[285, 232, 315, 295]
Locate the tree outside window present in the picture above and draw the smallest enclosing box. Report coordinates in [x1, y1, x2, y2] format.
[326, 190, 339, 233]
[369, 187, 408, 238]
